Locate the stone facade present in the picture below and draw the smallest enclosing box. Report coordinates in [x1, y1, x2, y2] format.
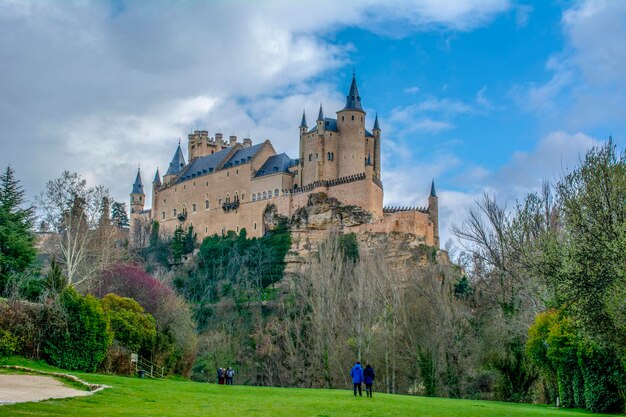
[130, 75, 440, 248]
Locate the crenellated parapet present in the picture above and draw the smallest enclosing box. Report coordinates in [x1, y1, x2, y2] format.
[383, 206, 429, 214]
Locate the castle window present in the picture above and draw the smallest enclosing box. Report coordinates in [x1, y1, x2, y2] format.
[218, 199, 222, 205]
[351, 115, 354, 120]
[162, 212, 165, 220]
[274, 189, 279, 197]
[308, 154, 312, 162]
[342, 116, 344, 121]
[193, 181, 195, 186]
[241, 192, 245, 200]
[227, 172, 229, 177]
[173, 208, 177, 217]
[205, 200, 209, 209]
[252, 193, 256, 201]
[361, 117, 363, 122]
[205, 226, 208, 233]
[262, 191, 267, 199]
[267, 190, 271, 198]
[315, 153, 318, 159]
[183, 185, 186, 189]
[164, 199, 166, 204]
[236, 169, 239, 174]
[139, 196, 142, 202]
[236, 226, 239, 233]
[192, 203, 196, 213]
[206, 182, 208, 186]
[254, 222, 257, 230]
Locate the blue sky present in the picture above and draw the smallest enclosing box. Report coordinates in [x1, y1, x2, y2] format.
[0, 0, 624, 244]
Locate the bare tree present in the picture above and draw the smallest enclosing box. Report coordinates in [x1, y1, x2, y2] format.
[37, 171, 127, 288]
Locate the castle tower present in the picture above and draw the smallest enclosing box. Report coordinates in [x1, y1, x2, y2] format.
[151, 168, 161, 222]
[130, 168, 145, 245]
[372, 113, 381, 178]
[428, 180, 439, 248]
[299, 110, 308, 137]
[336, 73, 367, 178]
[163, 142, 186, 185]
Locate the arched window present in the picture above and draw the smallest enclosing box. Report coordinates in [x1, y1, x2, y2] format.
[351, 115, 354, 120]
[252, 193, 256, 201]
[192, 203, 196, 213]
[308, 154, 312, 161]
[226, 194, 230, 204]
[262, 191, 267, 199]
[274, 189, 279, 197]
[267, 190, 272, 198]
[173, 208, 177, 217]
[254, 222, 257, 230]
[205, 200, 209, 209]
[161, 212, 165, 220]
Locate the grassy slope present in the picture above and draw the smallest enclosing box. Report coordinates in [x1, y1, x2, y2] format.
[0, 358, 613, 417]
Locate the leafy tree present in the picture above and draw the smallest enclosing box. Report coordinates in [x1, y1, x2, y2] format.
[44, 257, 68, 296]
[0, 166, 36, 295]
[111, 201, 129, 229]
[43, 287, 111, 371]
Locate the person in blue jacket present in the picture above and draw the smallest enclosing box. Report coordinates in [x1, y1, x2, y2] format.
[363, 364, 375, 397]
[350, 361, 364, 396]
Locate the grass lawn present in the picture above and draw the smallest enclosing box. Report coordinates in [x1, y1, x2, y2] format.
[0, 357, 614, 417]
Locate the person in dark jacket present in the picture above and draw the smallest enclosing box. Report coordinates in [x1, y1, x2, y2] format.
[350, 361, 364, 397]
[363, 364, 375, 397]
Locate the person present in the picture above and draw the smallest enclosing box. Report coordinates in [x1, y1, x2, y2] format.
[364, 364, 375, 397]
[218, 367, 225, 385]
[217, 367, 223, 384]
[226, 367, 235, 385]
[350, 361, 364, 397]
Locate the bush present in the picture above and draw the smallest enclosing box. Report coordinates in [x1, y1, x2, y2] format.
[101, 293, 156, 354]
[95, 265, 197, 376]
[43, 287, 111, 371]
[0, 300, 42, 358]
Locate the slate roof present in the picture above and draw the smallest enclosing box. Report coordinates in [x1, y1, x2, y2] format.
[430, 180, 437, 198]
[343, 74, 364, 112]
[254, 153, 298, 178]
[131, 169, 144, 194]
[175, 143, 265, 184]
[308, 117, 338, 133]
[176, 147, 231, 183]
[223, 143, 265, 168]
[300, 110, 308, 128]
[153, 168, 161, 185]
[165, 144, 186, 176]
[373, 113, 380, 131]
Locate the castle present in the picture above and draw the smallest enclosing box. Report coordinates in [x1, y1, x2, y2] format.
[130, 75, 440, 247]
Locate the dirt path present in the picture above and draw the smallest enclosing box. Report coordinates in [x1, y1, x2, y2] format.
[0, 374, 93, 405]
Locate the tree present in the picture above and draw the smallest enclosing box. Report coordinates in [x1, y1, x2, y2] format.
[37, 171, 127, 288]
[0, 166, 36, 295]
[111, 201, 129, 229]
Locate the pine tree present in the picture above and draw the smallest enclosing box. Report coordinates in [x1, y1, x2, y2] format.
[111, 201, 130, 229]
[0, 166, 36, 294]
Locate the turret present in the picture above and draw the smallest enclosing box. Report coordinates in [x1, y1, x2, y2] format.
[151, 168, 161, 223]
[336, 73, 367, 178]
[130, 168, 145, 246]
[299, 109, 308, 137]
[428, 180, 439, 248]
[130, 168, 145, 214]
[373, 113, 381, 178]
[163, 142, 186, 185]
[316, 103, 325, 134]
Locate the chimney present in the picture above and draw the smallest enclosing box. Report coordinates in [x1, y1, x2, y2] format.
[229, 135, 237, 146]
[243, 138, 252, 147]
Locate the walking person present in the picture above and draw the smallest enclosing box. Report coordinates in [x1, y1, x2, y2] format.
[226, 367, 235, 385]
[218, 367, 226, 385]
[364, 364, 375, 397]
[217, 368, 223, 384]
[350, 361, 364, 397]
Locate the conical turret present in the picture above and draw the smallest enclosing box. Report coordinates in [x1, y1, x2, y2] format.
[153, 168, 161, 186]
[343, 73, 364, 112]
[300, 110, 308, 128]
[131, 168, 144, 195]
[317, 103, 324, 121]
[165, 143, 186, 177]
[373, 113, 380, 131]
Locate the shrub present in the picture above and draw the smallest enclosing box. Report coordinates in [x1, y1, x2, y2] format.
[95, 265, 197, 376]
[43, 287, 111, 371]
[101, 293, 156, 354]
[0, 299, 42, 358]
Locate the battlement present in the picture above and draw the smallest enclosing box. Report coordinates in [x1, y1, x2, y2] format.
[284, 172, 367, 195]
[384, 206, 429, 214]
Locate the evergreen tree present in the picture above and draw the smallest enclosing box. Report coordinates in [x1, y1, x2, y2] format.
[0, 166, 36, 294]
[111, 201, 130, 229]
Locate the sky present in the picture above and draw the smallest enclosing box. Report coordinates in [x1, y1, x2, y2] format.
[1, 0, 625, 245]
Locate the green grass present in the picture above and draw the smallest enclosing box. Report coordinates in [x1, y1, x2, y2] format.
[0, 357, 614, 417]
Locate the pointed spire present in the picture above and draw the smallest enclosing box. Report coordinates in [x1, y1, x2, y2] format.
[300, 109, 308, 128]
[132, 168, 144, 195]
[317, 103, 324, 121]
[343, 72, 364, 111]
[153, 168, 161, 186]
[373, 113, 380, 131]
[430, 179, 437, 198]
[165, 143, 186, 176]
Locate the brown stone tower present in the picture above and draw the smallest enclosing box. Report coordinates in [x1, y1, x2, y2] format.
[428, 180, 439, 248]
[336, 73, 367, 178]
[129, 168, 145, 245]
